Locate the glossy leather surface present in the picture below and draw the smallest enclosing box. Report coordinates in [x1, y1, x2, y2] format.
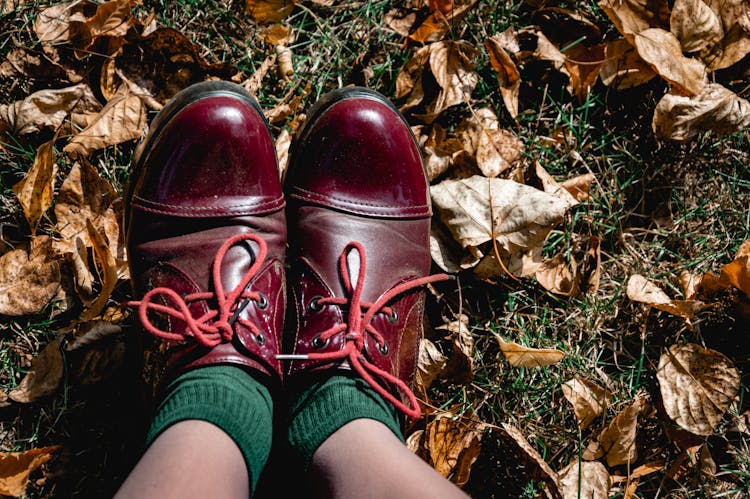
[126, 82, 285, 394]
[285, 87, 432, 391]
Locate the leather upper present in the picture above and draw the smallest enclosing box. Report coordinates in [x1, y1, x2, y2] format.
[126, 82, 286, 394]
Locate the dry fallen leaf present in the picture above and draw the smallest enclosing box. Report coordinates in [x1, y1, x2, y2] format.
[0, 83, 101, 136]
[633, 28, 707, 96]
[430, 175, 569, 255]
[275, 128, 292, 181]
[564, 43, 605, 102]
[535, 253, 580, 297]
[501, 423, 561, 499]
[701, 253, 750, 298]
[670, 0, 723, 53]
[657, 343, 740, 436]
[9, 336, 64, 403]
[437, 315, 473, 383]
[408, 0, 475, 44]
[66, 320, 126, 384]
[0, 236, 60, 316]
[262, 23, 295, 45]
[588, 398, 644, 467]
[0, 446, 60, 497]
[626, 274, 703, 319]
[246, 0, 295, 23]
[425, 414, 485, 487]
[415, 123, 465, 181]
[12, 138, 58, 234]
[486, 31, 521, 118]
[600, 38, 657, 89]
[415, 338, 447, 398]
[496, 335, 565, 367]
[558, 460, 611, 499]
[457, 108, 523, 177]
[34, 1, 93, 47]
[561, 377, 611, 430]
[561, 173, 596, 203]
[598, 0, 669, 43]
[79, 219, 118, 321]
[533, 162, 579, 210]
[652, 83, 750, 142]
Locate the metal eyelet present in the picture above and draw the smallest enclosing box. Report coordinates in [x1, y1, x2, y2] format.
[255, 293, 268, 310]
[308, 296, 324, 313]
[387, 309, 398, 324]
[378, 341, 389, 355]
[312, 335, 329, 349]
[255, 333, 266, 345]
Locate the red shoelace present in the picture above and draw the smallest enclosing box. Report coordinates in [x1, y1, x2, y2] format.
[278, 241, 449, 419]
[125, 233, 268, 347]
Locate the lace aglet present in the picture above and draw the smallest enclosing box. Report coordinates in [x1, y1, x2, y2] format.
[275, 354, 310, 360]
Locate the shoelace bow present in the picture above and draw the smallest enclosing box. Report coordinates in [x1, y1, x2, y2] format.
[278, 241, 449, 419]
[125, 233, 268, 348]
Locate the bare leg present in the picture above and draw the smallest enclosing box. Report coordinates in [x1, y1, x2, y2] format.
[115, 420, 249, 499]
[311, 419, 470, 499]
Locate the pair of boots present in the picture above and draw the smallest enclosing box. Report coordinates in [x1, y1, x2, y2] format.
[124, 81, 448, 488]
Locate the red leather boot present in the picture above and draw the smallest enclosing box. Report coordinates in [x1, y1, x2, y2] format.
[279, 87, 448, 419]
[125, 81, 286, 396]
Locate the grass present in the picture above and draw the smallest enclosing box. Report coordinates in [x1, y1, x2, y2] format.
[2, 0, 750, 497]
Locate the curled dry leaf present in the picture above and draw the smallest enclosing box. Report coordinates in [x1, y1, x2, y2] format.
[652, 83, 750, 142]
[495, 335, 564, 367]
[276, 45, 294, 79]
[384, 8, 417, 38]
[9, 337, 64, 403]
[701, 252, 750, 298]
[406, 429, 426, 456]
[535, 253, 579, 297]
[415, 338, 447, 398]
[0, 236, 60, 316]
[670, 0, 723, 53]
[275, 128, 292, 181]
[79, 220, 118, 321]
[429, 217, 474, 273]
[533, 162, 579, 209]
[415, 123, 465, 181]
[0, 83, 101, 136]
[246, 0, 295, 23]
[561, 377, 611, 429]
[657, 343, 740, 436]
[558, 460, 611, 499]
[457, 108, 523, 177]
[430, 175, 569, 255]
[564, 43, 605, 102]
[12, 138, 58, 235]
[501, 423, 561, 499]
[408, 0, 476, 45]
[598, 0, 669, 43]
[561, 173, 596, 203]
[262, 24, 294, 45]
[600, 39, 657, 89]
[437, 314, 473, 383]
[425, 414, 485, 487]
[64, 85, 146, 157]
[626, 274, 703, 319]
[0, 446, 60, 497]
[486, 32, 520, 118]
[633, 28, 707, 96]
[587, 398, 644, 467]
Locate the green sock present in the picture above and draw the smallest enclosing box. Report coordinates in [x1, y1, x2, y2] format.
[286, 373, 403, 469]
[146, 365, 273, 492]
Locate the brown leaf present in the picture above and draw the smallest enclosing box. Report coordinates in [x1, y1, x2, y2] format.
[598, 0, 669, 42]
[626, 274, 703, 319]
[564, 43, 605, 101]
[86, 0, 132, 40]
[384, 8, 417, 38]
[79, 220, 118, 321]
[594, 398, 643, 467]
[34, 1, 94, 47]
[64, 85, 146, 157]
[501, 423, 561, 499]
[0, 446, 60, 497]
[437, 315, 474, 382]
[633, 28, 707, 96]
[558, 460, 611, 499]
[241, 54, 276, 96]
[652, 83, 750, 142]
[12, 138, 58, 234]
[415, 123, 465, 181]
[536, 253, 580, 297]
[560, 173, 596, 202]
[246, 0, 295, 23]
[457, 108, 523, 177]
[704, 23, 750, 70]
[561, 377, 612, 429]
[496, 335, 565, 367]
[66, 320, 126, 384]
[486, 32, 521, 118]
[600, 38, 656, 89]
[671, 0, 723, 53]
[430, 175, 569, 253]
[9, 337, 64, 403]
[0, 83, 102, 136]
[415, 338, 447, 398]
[408, 1, 476, 44]
[275, 128, 292, 181]
[425, 414, 485, 487]
[429, 218, 472, 273]
[0, 236, 60, 316]
[262, 24, 294, 45]
[701, 253, 750, 298]
[533, 162, 579, 209]
[406, 429, 426, 456]
[657, 343, 740, 436]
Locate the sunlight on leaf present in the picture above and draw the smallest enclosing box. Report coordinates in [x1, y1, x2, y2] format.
[0, 446, 60, 497]
[0, 237, 60, 316]
[425, 414, 486, 487]
[12, 138, 58, 234]
[562, 377, 611, 430]
[496, 335, 564, 367]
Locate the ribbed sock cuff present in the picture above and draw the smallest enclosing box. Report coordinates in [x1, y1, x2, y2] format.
[287, 373, 403, 470]
[146, 365, 273, 492]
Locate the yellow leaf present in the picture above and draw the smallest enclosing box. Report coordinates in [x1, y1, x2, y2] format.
[495, 335, 564, 367]
[0, 446, 60, 497]
[593, 398, 644, 467]
[245, 0, 295, 23]
[12, 138, 57, 234]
